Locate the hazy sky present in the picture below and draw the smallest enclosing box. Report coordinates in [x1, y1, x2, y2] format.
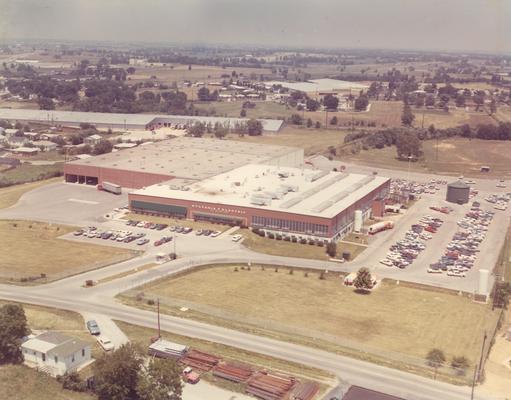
[1, 0, 510, 53]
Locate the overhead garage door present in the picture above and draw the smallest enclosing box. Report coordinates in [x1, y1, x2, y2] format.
[130, 200, 187, 218]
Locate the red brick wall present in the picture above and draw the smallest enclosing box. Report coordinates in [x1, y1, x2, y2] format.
[63, 164, 174, 189]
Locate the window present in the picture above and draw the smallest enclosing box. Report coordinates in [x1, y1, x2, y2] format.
[82, 349, 85, 357]
[42, 353, 46, 362]
[72, 355, 75, 363]
[54, 356, 58, 363]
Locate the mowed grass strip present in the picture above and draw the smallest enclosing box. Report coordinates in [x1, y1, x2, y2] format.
[140, 266, 499, 365]
[0, 365, 93, 400]
[0, 177, 62, 209]
[0, 220, 137, 281]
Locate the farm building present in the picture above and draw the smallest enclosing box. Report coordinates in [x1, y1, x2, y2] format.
[64, 137, 304, 189]
[129, 163, 390, 240]
[0, 108, 284, 132]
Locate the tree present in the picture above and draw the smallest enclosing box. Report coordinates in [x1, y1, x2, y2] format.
[93, 343, 143, 400]
[323, 94, 339, 111]
[314, 121, 321, 129]
[289, 114, 303, 125]
[395, 132, 422, 160]
[187, 122, 206, 137]
[0, 303, 30, 364]
[38, 96, 55, 110]
[240, 109, 247, 117]
[426, 348, 446, 378]
[60, 371, 87, 392]
[136, 358, 183, 400]
[93, 140, 113, 155]
[353, 267, 373, 292]
[326, 241, 337, 258]
[306, 98, 320, 112]
[247, 119, 263, 136]
[354, 95, 369, 111]
[197, 87, 210, 102]
[126, 67, 136, 74]
[450, 356, 470, 376]
[213, 122, 228, 139]
[493, 282, 511, 309]
[330, 116, 338, 126]
[401, 104, 415, 126]
[306, 118, 313, 128]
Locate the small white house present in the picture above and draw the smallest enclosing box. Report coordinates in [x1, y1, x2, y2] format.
[22, 331, 92, 377]
[36, 140, 58, 151]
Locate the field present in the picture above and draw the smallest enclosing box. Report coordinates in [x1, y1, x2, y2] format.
[0, 163, 64, 186]
[125, 265, 500, 381]
[240, 229, 366, 261]
[342, 137, 511, 178]
[0, 220, 137, 283]
[231, 126, 349, 156]
[0, 177, 62, 209]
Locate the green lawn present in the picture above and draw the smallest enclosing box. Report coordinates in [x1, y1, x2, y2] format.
[0, 163, 64, 186]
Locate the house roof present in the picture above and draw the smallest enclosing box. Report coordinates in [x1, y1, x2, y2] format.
[22, 331, 90, 357]
[343, 386, 406, 400]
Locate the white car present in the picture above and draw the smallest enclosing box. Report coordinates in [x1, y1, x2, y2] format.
[380, 259, 394, 267]
[210, 231, 221, 237]
[447, 270, 466, 277]
[97, 336, 114, 351]
[231, 234, 243, 242]
[427, 268, 442, 274]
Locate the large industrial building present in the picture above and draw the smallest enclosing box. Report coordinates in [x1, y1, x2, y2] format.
[128, 163, 390, 239]
[0, 108, 284, 132]
[63, 136, 389, 239]
[64, 137, 304, 189]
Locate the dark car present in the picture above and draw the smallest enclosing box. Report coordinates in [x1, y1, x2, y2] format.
[86, 320, 100, 335]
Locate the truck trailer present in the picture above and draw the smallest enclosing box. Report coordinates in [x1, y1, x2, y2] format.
[99, 181, 122, 195]
[368, 221, 394, 235]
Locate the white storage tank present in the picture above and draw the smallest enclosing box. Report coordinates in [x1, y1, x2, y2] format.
[354, 210, 363, 232]
[478, 269, 489, 295]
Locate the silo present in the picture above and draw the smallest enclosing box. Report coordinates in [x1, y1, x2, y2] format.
[354, 210, 363, 232]
[478, 269, 489, 295]
[446, 180, 470, 204]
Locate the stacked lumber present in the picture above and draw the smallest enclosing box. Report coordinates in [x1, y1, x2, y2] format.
[291, 382, 319, 400]
[246, 372, 296, 400]
[213, 363, 253, 383]
[180, 349, 220, 372]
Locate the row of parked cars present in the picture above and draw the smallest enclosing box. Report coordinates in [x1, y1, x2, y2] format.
[428, 206, 494, 277]
[380, 215, 442, 269]
[389, 178, 447, 197]
[125, 219, 224, 238]
[485, 193, 510, 211]
[74, 226, 150, 245]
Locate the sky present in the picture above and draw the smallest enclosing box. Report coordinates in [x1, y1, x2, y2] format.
[0, 0, 510, 54]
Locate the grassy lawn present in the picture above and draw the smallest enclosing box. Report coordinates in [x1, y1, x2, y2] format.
[341, 137, 511, 178]
[240, 229, 366, 261]
[230, 126, 349, 156]
[95, 263, 158, 285]
[123, 265, 500, 382]
[0, 163, 64, 186]
[123, 212, 230, 233]
[0, 177, 62, 209]
[0, 365, 93, 400]
[0, 220, 138, 283]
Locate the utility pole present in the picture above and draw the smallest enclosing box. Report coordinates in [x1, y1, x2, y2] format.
[157, 298, 161, 339]
[476, 332, 488, 383]
[470, 363, 478, 400]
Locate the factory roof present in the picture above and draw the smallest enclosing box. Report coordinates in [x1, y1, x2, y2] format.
[133, 164, 389, 219]
[67, 137, 301, 181]
[266, 78, 369, 93]
[0, 108, 283, 132]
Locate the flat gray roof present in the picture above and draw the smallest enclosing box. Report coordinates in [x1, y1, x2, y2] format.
[133, 164, 390, 218]
[68, 137, 301, 181]
[0, 108, 284, 132]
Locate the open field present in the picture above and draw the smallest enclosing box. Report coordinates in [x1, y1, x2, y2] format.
[230, 126, 349, 156]
[342, 137, 511, 178]
[0, 163, 63, 186]
[240, 229, 366, 261]
[0, 220, 137, 283]
[123, 212, 230, 233]
[194, 100, 294, 120]
[0, 365, 93, 400]
[126, 265, 499, 378]
[0, 177, 62, 209]
[495, 105, 511, 124]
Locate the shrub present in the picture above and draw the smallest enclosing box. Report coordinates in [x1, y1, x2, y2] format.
[234, 267, 239, 272]
[147, 299, 155, 306]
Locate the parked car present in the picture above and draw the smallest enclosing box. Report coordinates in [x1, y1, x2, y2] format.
[136, 238, 150, 245]
[196, 229, 203, 236]
[231, 234, 243, 242]
[97, 335, 114, 351]
[210, 231, 221, 237]
[86, 320, 100, 335]
[380, 259, 393, 267]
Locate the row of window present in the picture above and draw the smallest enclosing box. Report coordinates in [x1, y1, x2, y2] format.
[24, 348, 86, 363]
[252, 215, 329, 235]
